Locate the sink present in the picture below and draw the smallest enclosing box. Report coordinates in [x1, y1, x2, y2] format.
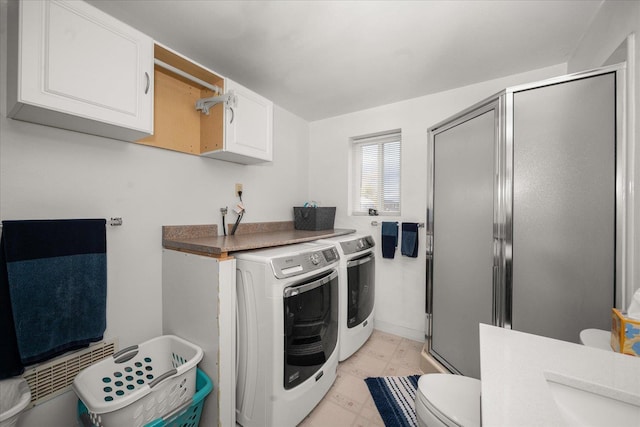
[544, 371, 640, 427]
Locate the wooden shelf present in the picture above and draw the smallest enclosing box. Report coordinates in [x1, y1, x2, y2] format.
[137, 44, 224, 155]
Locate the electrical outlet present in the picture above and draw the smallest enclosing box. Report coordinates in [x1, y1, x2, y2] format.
[235, 183, 243, 196]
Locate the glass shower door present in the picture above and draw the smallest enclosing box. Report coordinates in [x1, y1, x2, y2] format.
[509, 72, 617, 341]
[427, 103, 498, 379]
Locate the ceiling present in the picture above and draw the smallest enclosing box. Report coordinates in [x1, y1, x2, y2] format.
[87, 0, 603, 121]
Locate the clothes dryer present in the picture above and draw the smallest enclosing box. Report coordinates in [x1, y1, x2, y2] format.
[314, 234, 375, 361]
[235, 242, 340, 427]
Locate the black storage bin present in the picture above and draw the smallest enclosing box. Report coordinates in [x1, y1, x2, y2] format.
[294, 207, 336, 230]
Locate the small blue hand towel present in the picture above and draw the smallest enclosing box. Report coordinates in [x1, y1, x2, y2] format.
[401, 223, 420, 258]
[381, 222, 398, 259]
[1, 219, 107, 366]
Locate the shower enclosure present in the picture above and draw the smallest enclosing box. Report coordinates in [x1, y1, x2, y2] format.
[426, 65, 626, 379]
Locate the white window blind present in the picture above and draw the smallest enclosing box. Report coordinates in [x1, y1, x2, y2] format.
[351, 130, 401, 215]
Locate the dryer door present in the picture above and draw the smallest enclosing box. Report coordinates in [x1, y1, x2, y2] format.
[283, 269, 338, 390]
[346, 253, 375, 328]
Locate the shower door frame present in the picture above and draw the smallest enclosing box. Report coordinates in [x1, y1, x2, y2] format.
[502, 65, 627, 328]
[426, 96, 504, 376]
[426, 63, 627, 375]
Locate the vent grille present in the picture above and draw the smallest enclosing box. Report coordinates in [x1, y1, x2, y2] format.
[23, 339, 117, 408]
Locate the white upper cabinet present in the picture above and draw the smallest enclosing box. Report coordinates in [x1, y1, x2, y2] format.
[136, 44, 273, 165]
[202, 78, 273, 164]
[7, 0, 154, 142]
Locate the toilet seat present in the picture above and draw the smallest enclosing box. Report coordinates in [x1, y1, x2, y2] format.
[579, 328, 613, 351]
[416, 374, 481, 427]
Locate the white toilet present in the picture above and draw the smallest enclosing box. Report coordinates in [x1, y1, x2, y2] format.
[415, 373, 481, 427]
[579, 328, 613, 352]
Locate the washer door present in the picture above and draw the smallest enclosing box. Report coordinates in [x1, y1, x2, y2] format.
[283, 269, 338, 390]
[346, 253, 375, 328]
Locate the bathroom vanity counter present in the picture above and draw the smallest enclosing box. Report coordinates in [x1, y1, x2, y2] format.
[480, 324, 640, 426]
[162, 221, 355, 258]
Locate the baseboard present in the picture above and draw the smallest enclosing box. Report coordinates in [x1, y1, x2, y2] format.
[373, 319, 425, 342]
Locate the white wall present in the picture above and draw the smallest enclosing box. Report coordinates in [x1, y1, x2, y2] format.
[308, 64, 567, 341]
[0, 1, 309, 423]
[567, 0, 640, 301]
[2, 0, 631, 424]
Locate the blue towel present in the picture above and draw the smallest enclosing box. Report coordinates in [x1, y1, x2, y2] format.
[1, 219, 107, 367]
[401, 223, 419, 258]
[0, 235, 23, 378]
[381, 222, 398, 259]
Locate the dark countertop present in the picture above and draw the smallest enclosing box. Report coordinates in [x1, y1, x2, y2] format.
[162, 221, 355, 258]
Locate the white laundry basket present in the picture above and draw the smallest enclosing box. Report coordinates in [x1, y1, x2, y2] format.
[72, 335, 203, 427]
[0, 377, 31, 427]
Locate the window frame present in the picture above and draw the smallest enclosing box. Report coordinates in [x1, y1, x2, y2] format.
[350, 129, 402, 216]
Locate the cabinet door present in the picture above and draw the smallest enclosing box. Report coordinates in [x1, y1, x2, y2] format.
[8, 0, 153, 141]
[224, 78, 273, 163]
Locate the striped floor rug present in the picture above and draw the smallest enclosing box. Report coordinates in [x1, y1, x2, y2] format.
[364, 375, 421, 427]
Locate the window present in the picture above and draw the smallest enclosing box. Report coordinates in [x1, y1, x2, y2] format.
[351, 130, 401, 215]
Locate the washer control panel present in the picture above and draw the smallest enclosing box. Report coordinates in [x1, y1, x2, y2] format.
[271, 247, 339, 279]
[340, 235, 375, 255]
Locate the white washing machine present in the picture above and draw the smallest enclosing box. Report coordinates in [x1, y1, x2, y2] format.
[314, 234, 375, 361]
[235, 242, 340, 427]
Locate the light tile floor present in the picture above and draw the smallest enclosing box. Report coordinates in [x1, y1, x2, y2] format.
[299, 330, 425, 427]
